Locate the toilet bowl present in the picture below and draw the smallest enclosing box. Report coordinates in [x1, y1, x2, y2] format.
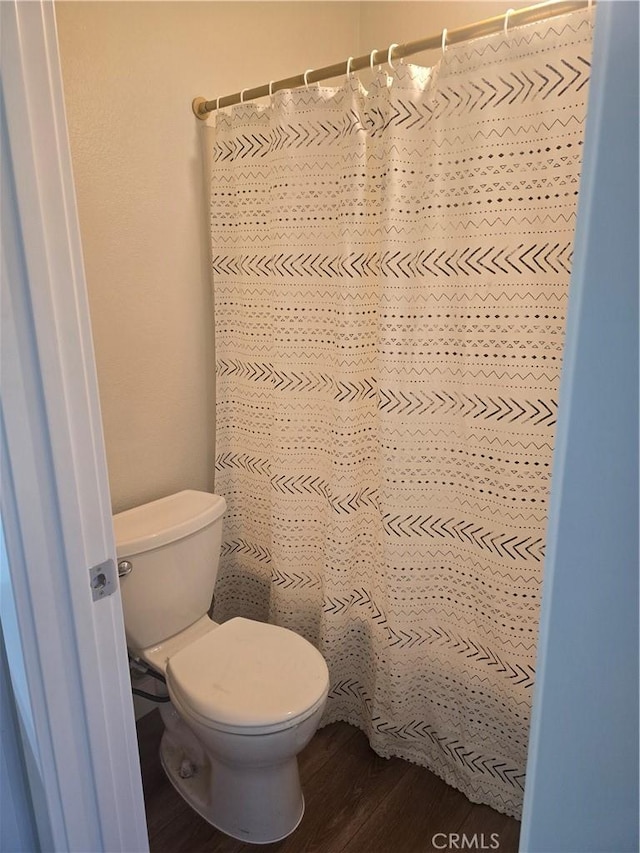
[113, 491, 329, 844]
[164, 617, 328, 842]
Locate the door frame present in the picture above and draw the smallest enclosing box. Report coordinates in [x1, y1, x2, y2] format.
[1, 1, 148, 849]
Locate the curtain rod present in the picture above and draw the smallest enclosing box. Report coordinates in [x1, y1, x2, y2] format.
[192, 0, 592, 118]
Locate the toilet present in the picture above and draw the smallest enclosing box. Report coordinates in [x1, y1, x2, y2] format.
[113, 490, 329, 844]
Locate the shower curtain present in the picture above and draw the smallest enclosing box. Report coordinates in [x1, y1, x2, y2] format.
[207, 9, 592, 818]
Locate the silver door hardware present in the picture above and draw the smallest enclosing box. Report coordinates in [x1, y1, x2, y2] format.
[89, 559, 117, 602]
[118, 560, 133, 577]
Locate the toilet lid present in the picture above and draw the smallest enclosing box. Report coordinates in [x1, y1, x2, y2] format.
[166, 617, 329, 729]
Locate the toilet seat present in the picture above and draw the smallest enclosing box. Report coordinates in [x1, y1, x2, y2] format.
[166, 617, 329, 735]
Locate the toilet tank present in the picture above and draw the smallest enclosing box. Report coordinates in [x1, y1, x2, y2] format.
[113, 490, 226, 654]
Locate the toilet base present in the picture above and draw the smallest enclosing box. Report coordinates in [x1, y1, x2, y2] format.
[159, 727, 305, 844]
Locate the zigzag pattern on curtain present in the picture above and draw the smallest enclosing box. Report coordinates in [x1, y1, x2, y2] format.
[207, 9, 593, 819]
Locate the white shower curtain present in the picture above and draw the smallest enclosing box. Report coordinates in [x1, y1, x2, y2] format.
[207, 9, 592, 818]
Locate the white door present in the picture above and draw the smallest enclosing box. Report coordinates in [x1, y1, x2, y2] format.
[1, 1, 149, 850]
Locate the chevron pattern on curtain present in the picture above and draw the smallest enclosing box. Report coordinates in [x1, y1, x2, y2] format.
[207, 9, 593, 818]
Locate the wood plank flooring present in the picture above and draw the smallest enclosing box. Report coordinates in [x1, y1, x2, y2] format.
[137, 710, 520, 853]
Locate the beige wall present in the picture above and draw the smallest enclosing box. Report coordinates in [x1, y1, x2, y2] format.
[360, 2, 529, 69]
[56, 1, 522, 514]
[56, 1, 361, 513]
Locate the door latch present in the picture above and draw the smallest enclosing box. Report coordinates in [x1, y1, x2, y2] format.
[89, 559, 117, 602]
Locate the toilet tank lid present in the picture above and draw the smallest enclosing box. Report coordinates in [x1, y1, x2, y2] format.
[113, 490, 226, 558]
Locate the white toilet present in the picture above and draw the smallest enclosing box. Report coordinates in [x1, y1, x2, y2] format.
[113, 490, 329, 844]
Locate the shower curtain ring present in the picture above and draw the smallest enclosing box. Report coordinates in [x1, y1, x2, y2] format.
[346, 56, 354, 79]
[215, 96, 220, 112]
[441, 28, 448, 56]
[304, 69, 313, 89]
[387, 43, 399, 70]
[240, 88, 248, 104]
[268, 80, 274, 97]
[370, 49, 379, 71]
[503, 9, 515, 37]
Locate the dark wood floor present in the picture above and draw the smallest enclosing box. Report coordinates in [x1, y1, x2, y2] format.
[137, 710, 520, 853]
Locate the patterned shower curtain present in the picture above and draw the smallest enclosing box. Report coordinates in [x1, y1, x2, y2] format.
[207, 10, 592, 818]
